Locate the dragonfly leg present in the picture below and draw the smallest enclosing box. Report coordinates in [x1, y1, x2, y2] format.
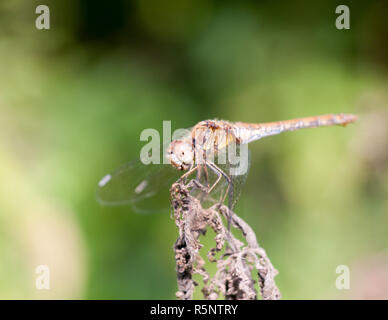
[202, 164, 210, 188]
[206, 161, 234, 232]
[178, 164, 197, 183]
[188, 178, 209, 194]
[207, 168, 222, 194]
[206, 161, 231, 203]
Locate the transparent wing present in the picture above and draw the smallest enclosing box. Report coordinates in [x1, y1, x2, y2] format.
[192, 146, 251, 210]
[96, 160, 181, 214]
[216, 147, 251, 210]
[96, 128, 192, 214]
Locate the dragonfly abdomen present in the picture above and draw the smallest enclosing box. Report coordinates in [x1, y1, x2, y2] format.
[233, 113, 357, 144]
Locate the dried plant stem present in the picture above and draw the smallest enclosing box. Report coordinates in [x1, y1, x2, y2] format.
[172, 180, 281, 300]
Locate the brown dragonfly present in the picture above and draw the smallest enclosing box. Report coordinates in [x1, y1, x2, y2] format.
[97, 113, 357, 213]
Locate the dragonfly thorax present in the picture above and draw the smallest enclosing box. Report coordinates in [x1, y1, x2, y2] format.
[166, 139, 194, 171]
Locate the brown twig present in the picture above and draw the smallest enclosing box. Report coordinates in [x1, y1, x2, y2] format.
[171, 180, 281, 300]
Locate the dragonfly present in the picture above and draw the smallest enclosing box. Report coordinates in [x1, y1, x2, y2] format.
[97, 113, 357, 213]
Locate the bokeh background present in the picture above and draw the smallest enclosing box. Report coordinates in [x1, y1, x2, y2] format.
[0, 0, 387, 299]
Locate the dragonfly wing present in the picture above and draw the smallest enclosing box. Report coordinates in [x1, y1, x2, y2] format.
[225, 147, 251, 210]
[96, 160, 181, 214]
[227, 152, 250, 210]
[96, 127, 191, 214]
[199, 147, 250, 210]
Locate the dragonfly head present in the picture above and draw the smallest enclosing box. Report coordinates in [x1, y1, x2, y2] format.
[166, 139, 194, 171]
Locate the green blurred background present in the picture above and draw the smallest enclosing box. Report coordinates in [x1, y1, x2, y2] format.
[0, 0, 387, 299]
